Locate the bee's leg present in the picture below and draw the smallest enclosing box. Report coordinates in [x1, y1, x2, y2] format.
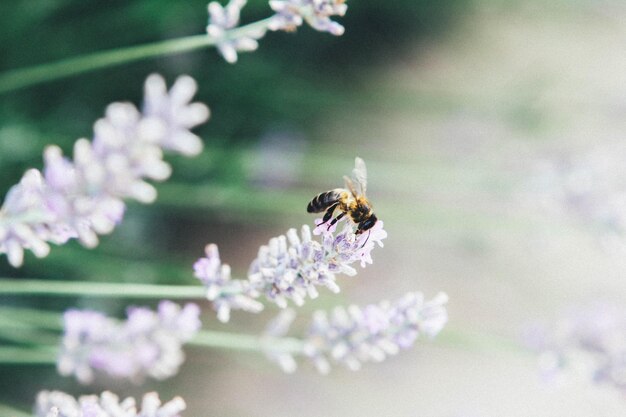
[360, 229, 371, 248]
[327, 212, 346, 230]
[320, 204, 339, 225]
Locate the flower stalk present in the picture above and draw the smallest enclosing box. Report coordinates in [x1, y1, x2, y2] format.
[0, 346, 58, 364]
[0, 278, 206, 299]
[190, 330, 305, 353]
[0, 18, 273, 95]
[0, 330, 303, 363]
[0, 403, 33, 417]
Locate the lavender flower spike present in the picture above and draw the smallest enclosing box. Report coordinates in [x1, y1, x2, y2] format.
[58, 301, 201, 384]
[268, 0, 348, 35]
[263, 308, 299, 373]
[35, 390, 186, 417]
[194, 220, 387, 321]
[0, 74, 210, 267]
[526, 302, 626, 395]
[304, 292, 448, 373]
[194, 243, 264, 322]
[207, 0, 266, 63]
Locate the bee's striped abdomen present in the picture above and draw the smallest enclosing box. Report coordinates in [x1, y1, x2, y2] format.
[307, 189, 343, 213]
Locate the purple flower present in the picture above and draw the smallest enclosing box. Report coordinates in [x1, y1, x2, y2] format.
[0, 74, 210, 267]
[268, 0, 347, 35]
[262, 308, 299, 373]
[527, 145, 626, 253]
[35, 390, 186, 417]
[207, 0, 266, 63]
[58, 301, 201, 384]
[193, 244, 263, 322]
[304, 292, 448, 373]
[194, 221, 387, 322]
[526, 302, 626, 393]
[262, 292, 448, 373]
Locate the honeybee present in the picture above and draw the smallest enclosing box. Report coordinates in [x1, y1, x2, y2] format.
[307, 157, 378, 235]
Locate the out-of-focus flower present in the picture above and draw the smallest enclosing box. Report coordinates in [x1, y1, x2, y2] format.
[35, 390, 186, 417]
[304, 292, 448, 373]
[262, 292, 448, 373]
[0, 74, 210, 267]
[58, 301, 201, 384]
[268, 0, 347, 35]
[525, 302, 626, 394]
[262, 308, 299, 373]
[194, 221, 387, 322]
[207, 0, 266, 63]
[193, 243, 264, 323]
[250, 129, 307, 189]
[528, 145, 626, 253]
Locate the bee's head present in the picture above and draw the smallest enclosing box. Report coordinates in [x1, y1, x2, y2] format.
[356, 214, 377, 234]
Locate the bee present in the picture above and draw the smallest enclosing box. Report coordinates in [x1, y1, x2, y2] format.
[307, 157, 378, 235]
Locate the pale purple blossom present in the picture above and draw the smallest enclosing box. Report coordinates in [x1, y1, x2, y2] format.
[262, 308, 299, 373]
[0, 74, 210, 267]
[193, 221, 387, 322]
[262, 292, 449, 373]
[58, 301, 201, 384]
[525, 302, 626, 394]
[268, 0, 347, 35]
[207, 0, 266, 63]
[304, 292, 448, 373]
[193, 243, 263, 322]
[35, 390, 186, 417]
[526, 144, 626, 254]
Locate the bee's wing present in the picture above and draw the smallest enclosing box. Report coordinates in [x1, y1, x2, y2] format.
[343, 176, 358, 198]
[351, 157, 368, 195]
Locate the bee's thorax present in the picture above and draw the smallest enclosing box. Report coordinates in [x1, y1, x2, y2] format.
[348, 198, 373, 223]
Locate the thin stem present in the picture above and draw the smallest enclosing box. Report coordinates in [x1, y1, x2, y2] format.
[0, 278, 206, 299]
[0, 18, 274, 94]
[0, 346, 57, 365]
[190, 330, 305, 353]
[0, 307, 305, 353]
[0, 306, 63, 330]
[0, 329, 303, 366]
[436, 327, 531, 356]
[0, 403, 33, 417]
[0, 326, 59, 347]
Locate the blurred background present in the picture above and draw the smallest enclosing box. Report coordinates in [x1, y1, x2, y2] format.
[3, 0, 626, 415]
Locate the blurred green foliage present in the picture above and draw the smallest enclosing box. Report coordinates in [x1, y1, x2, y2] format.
[0, 0, 469, 407]
[0, 0, 467, 276]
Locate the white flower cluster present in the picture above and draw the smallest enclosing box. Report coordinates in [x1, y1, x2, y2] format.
[526, 303, 626, 394]
[262, 292, 449, 373]
[304, 292, 448, 373]
[35, 390, 186, 417]
[206, 0, 348, 63]
[268, 0, 347, 35]
[262, 308, 299, 373]
[58, 301, 201, 384]
[207, 0, 266, 63]
[0, 74, 210, 267]
[528, 144, 626, 253]
[194, 220, 387, 322]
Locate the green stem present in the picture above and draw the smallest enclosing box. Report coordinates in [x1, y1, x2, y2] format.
[0, 329, 303, 366]
[436, 327, 531, 356]
[0, 403, 33, 417]
[0, 326, 59, 347]
[191, 330, 305, 353]
[0, 306, 63, 330]
[0, 278, 206, 299]
[0, 17, 273, 94]
[0, 346, 57, 365]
